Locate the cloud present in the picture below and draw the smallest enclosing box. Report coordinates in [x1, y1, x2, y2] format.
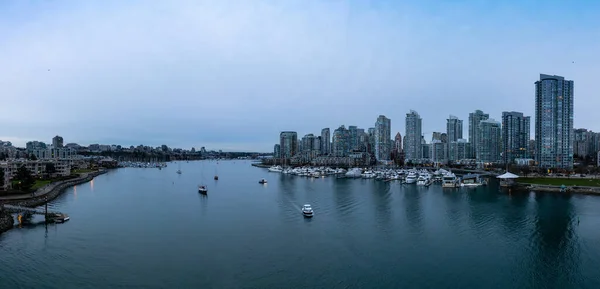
[1, 0, 599, 150]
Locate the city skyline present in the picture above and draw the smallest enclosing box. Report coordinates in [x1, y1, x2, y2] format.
[2, 1, 600, 151]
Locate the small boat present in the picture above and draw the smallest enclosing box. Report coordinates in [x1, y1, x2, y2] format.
[53, 214, 70, 223]
[301, 204, 314, 218]
[259, 179, 267, 184]
[198, 185, 208, 194]
[176, 170, 182, 174]
[405, 171, 418, 184]
[214, 175, 219, 180]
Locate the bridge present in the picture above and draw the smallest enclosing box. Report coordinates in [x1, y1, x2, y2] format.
[1, 204, 62, 216]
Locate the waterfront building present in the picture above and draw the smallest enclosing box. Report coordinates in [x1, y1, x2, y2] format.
[393, 133, 402, 154]
[321, 128, 330, 155]
[430, 140, 446, 164]
[448, 139, 468, 162]
[375, 115, 391, 161]
[52, 135, 64, 148]
[535, 74, 574, 169]
[274, 144, 280, 158]
[332, 126, 351, 157]
[574, 128, 593, 158]
[477, 119, 502, 163]
[0, 159, 72, 189]
[279, 131, 298, 159]
[404, 110, 422, 162]
[469, 110, 490, 159]
[349, 126, 359, 151]
[502, 111, 531, 164]
[447, 115, 463, 143]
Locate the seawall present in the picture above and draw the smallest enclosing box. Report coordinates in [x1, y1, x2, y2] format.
[0, 210, 13, 234]
[6, 170, 108, 208]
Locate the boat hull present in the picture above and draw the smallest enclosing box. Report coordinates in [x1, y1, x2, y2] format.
[303, 212, 313, 218]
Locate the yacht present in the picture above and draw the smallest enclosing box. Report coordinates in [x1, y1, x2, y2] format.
[268, 166, 283, 173]
[416, 175, 429, 186]
[405, 171, 418, 184]
[442, 173, 458, 188]
[198, 185, 208, 194]
[460, 174, 483, 187]
[301, 204, 314, 218]
[259, 179, 267, 184]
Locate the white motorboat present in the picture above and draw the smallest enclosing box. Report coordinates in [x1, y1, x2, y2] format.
[301, 204, 314, 217]
[405, 171, 418, 184]
[268, 166, 283, 173]
[416, 175, 429, 186]
[442, 173, 458, 188]
[198, 185, 208, 194]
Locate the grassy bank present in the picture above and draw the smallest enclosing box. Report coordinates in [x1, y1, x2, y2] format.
[73, 168, 98, 174]
[518, 177, 600, 187]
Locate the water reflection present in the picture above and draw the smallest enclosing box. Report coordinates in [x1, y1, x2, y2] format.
[332, 179, 356, 222]
[371, 181, 392, 228]
[402, 185, 423, 234]
[90, 179, 94, 192]
[530, 194, 581, 288]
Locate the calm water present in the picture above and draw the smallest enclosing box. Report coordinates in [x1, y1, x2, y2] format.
[2, 161, 600, 289]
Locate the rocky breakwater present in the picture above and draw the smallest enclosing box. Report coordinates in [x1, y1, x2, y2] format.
[5, 170, 108, 208]
[0, 209, 13, 234]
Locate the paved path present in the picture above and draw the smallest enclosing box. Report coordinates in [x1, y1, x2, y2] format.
[0, 173, 90, 201]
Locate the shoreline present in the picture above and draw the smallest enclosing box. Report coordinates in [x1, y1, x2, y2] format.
[0, 170, 108, 235]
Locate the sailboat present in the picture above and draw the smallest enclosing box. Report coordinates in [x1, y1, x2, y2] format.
[176, 162, 182, 174]
[214, 162, 219, 180]
[198, 161, 208, 194]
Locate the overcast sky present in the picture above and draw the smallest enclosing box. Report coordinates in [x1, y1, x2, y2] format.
[1, 0, 599, 152]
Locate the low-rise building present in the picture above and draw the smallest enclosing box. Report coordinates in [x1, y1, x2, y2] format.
[0, 159, 72, 189]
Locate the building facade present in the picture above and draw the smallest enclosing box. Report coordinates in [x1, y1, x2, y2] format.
[535, 74, 574, 169]
[404, 110, 422, 162]
[477, 119, 502, 163]
[446, 115, 463, 143]
[469, 110, 490, 159]
[502, 111, 531, 164]
[321, 128, 330, 156]
[279, 131, 298, 159]
[332, 126, 350, 157]
[375, 115, 391, 161]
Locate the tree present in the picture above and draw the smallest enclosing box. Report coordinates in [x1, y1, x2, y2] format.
[0, 152, 6, 160]
[0, 168, 4, 190]
[45, 163, 56, 176]
[15, 165, 34, 191]
[520, 166, 531, 177]
[28, 153, 38, 161]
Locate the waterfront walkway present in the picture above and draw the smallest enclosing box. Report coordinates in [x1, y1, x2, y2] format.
[0, 171, 102, 202]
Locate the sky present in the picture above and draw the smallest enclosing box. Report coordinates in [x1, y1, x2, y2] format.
[1, 0, 599, 152]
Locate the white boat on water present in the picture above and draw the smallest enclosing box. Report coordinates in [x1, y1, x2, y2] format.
[460, 173, 484, 187]
[405, 171, 418, 184]
[268, 166, 283, 172]
[442, 173, 458, 188]
[416, 175, 429, 186]
[301, 204, 314, 218]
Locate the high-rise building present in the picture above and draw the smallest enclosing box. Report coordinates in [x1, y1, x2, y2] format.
[279, 131, 298, 159]
[274, 144, 281, 158]
[367, 127, 376, 154]
[469, 110, 490, 159]
[52, 135, 64, 148]
[332, 125, 350, 157]
[405, 110, 422, 162]
[430, 140, 446, 163]
[574, 128, 592, 158]
[535, 74, 574, 169]
[448, 139, 468, 161]
[321, 128, 330, 155]
[375, 115, 391, 161]
[502, 111, 531, 164]
[432, 132, 442, 142]
[349, 126, 359, 151]
[446, 115, 463, 143]
[301, 134, 316, 152]
[477, 119, 502, 162]
[393, 132, 402, 154]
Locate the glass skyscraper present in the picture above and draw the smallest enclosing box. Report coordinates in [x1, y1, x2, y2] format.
[321, 128, 330, 155]
[501, 111, 530, 164]
[477, 119, 501, 163]
[375, 115, 391, 161]
[404, 110, 422, 162]
[469, 110, 489, 159]
[535, 74, 574, 169]
[279, 131, 298, 159]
